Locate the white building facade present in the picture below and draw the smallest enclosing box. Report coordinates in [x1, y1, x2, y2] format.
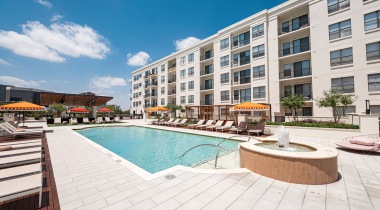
[131, 0, 380, 120]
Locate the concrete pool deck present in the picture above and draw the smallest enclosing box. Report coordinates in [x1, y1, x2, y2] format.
[46, 119, 380, 209]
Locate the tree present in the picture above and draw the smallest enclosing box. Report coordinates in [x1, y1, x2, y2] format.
[165, 104, 181, 117]
[185, 105, 192, 118]
[50, 103, 66, 117]
[316, 89, 356, 123]
[281, 95, 306, 122]
[104, 105, 122, 115]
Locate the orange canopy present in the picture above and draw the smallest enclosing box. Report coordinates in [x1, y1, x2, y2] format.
[97, 107, 113, 113]
[68, 107, 89, 113]
[146, 106, 169, 112]
[229, 102, 268, 112]
[0, 101, 45, 111]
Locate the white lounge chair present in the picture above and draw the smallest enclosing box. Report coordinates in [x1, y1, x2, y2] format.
[206, 120, 224, 131]
[187, 119, 205, 129]
[0, 139, 41, 147]
[114, 117, 120, 122]
[172, 119, 188, 127]
[2, 122, 42, 132]
[82, 117, 91, 124]
[96, 117, 103, 123]
[167, 118, 181, 126]
[0, 163, 41, 181]
[54, 118, 61, 124]
[70, 118, 78, 125]
[0, 153, 41, 169]
[159, 118, 173, 125]
[0, 147, 41, 157]
[215, 121, 234, 132]
[0, 173, 42, 207]
[196, 120, 214, 130]
[164, 118, 176, 126]
[0, 141, 41, 150]
[104, 117, 112, 123]
[0, 125, 42, 138]
[6, 122, 43, 130]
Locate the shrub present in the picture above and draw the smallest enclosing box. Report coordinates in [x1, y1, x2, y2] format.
[266, 121, 359, 129]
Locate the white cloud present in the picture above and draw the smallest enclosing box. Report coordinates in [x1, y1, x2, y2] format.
[174, 37, 201, 51]
[126, 51, 150, 66]
[39, 80, 47, 83]
[0, 58, 11, 66]
[0, 21, 110, 63]
[36, 0, 52, 8]
[90, 76, 127, 90]
[51, 14, 63, 22]
[0, 76, 39, 87]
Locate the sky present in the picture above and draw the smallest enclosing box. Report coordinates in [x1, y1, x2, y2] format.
[0, 0, 287, 110]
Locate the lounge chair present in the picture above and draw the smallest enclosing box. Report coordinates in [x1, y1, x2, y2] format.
[0, 173, 42, 207]
[114, 117, 120, 122]
[153, 119, 163, 125]
[0, 141, 41, 150]
[0, 125, 43, 138]
[0, 147, 41, 158]
[230, 121, 248, 134]
[196, 120, 214, 130]
[335, 134, 380, 153]
[172, 119, 188, 127]
[206, 120, 224, 131]
[247, 122, 265, 136]
[0, 153, 41, 169]
[187, 119, 205, 129]
[7, 122, 43, 130]
[54, 118, 61, 124]
[158, 118, 172, 125]
[96, 117, 103, 123]
[70, 118, 78, 125]
[0, 139, 41, 147]
[215, 121, 234, 132]
[166, 119, 180, 126]
[104, 117, 112, 123]
[0, 162, 41, 181]
[83, 117, 91, 124]
[2, 123, 42, 133]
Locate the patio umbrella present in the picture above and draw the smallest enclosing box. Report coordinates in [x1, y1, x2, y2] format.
[0, 101, 46, 126]
[68, 107, 89, 113]
[229, 102, 269, 122]
[146, 106, 169, 112]
[97, 107, 113, 113]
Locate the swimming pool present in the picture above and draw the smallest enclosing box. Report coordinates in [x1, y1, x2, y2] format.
[76, 126, 240, 173]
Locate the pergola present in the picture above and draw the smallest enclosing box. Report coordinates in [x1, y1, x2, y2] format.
[39, 93, 113, 107]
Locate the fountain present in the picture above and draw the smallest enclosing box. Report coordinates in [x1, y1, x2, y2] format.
[239, 126, 339, 185]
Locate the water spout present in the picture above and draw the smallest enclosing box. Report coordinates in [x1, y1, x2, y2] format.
[277, 126, 290, 148]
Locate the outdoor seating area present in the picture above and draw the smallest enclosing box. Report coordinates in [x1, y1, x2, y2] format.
[335, 134, 380, 153]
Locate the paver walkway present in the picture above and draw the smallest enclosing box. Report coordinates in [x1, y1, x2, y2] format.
[46, 121, 380, 210]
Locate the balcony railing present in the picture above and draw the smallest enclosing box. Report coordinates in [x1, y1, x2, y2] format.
[231, 77, 251, 86]
[279, 43, 310, 57]
[329, 27, 351, 40]
[151, 81, 158, 86]
[279, 67, 312, 79]
[367, 50, 380, 61]
[200, 100, 214, 105]
[168, 78, 176, 84]
[330, 55, 353, 66]
[168, 90, 176, 95]
[144, 83, 151, 88]
[232, 57, 250, 67]
[328, 0, 350, 14]
[232, 39, 250, 49]
[144, 93, 151, 98]
[200, 51, 214, 61]
[200, 67, 214, 76]
[144, 104, 151, 108]
[278, 19, 309, 35]
[149, 72, 158, 77]
[151, 92, 157, 97]
[281, 92, 313, 100]
[168, 66, 176, 72]
[200, 84, 214, 90]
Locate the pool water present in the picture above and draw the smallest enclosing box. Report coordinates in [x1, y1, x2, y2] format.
[76, 126, 240, 173]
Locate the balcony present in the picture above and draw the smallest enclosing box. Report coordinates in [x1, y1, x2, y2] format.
[200, 67, 214, 76]
[200, 83, 214, 91]
[231, 57, 250, 68]
[281, 92, 313, 100]
[200, 51, 214, 61]
[168, 90, 176, 95]
[232, 39, 250, 49]
[144, 104, 151, 108]
[279, 43, 310, 57]
[151, 92, 157, 97]
[231, 77, 251, 86]
[367, 49, 380, 61]
[279, 67, 312, 80]
[200, 100, 214, 105]
[168, 66, 176, 72]
[232, 96, 251, 104]
[168, 78, 177, 84]
[330, 55, 353, 67]
[278, 19, 309, 36]
[144, 93, 151, 98]
[150, 81, 158, 86]
[328, 0, 350, 14]
[150, 72, 158, 77]
[144, 83, 151, 88]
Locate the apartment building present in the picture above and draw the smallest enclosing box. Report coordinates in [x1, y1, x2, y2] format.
[131, 0, 380, 120]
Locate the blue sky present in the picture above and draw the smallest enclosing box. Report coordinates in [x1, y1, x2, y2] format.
[0, 0, 286, 110]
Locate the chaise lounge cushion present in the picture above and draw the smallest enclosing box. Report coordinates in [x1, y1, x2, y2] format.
[349, 137, 378, 146]
[0, 146, 13, 151]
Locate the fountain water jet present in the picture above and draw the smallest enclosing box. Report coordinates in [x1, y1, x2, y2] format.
[277, 125, 290, 148]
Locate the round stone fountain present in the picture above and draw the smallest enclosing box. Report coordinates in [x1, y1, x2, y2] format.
[239, 126, 338, 185]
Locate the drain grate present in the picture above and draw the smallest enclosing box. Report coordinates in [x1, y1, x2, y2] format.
[165, 174, 176, 180]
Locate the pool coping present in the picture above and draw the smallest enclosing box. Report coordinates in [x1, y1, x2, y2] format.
[70, 124, 251, 181]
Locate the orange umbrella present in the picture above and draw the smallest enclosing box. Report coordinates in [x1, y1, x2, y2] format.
[0, 101, 45, 126]
[68, 107, 89, 113]
[229, 102, 268, 112]
[146, 106, 169, 112]
[97, 107, 113, 113]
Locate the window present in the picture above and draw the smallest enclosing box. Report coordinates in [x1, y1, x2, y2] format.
[161, 76, 165, 84]
[220, 73, 229, 84]
[220, 55, 229, 67]
[329, 19, 351, 40]
[293, 37, 309, 54]
[294, 60, 311, 77]
[202, 64, 213, 76]
[161, 64, 165, 72]
[252, 24, 264, 39]
[180, 69, 186, 78]
[252, 44, 265, 58]
[328, 0, 350, 14]
[253, 65, 265, 79]
[188, 53, 194, 63]
[161, 98, 165, 105]
[161, 87, 165, 94]
[188, 95, 194, 103]
[292, 14, 308, 31]
[239, 88, 251, 102]
[240, 69, 251, 84]
[201, 50, 213, 61]
[233, 50, 250, 66]
[220, 38, 229, 50]
[180, 82, 186, 91]
[366, 42, 380, 61]
[221, 90, 230, 101]
[368, 73, 380, 92]
[180, 96, 186, 104]
[332, 77, 354, 93]
[233, 31, 250, 48]
[364, 10, 380, 31]
[253, 86, 266, 99]
[330, 47, 353, 66]
[180, 56, 186, 65]
[188, 67, 194, 76]
[188, 81, 194, 90]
